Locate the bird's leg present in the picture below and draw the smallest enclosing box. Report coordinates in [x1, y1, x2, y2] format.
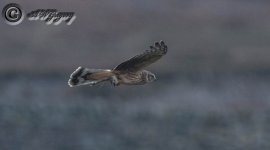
[89, 81, 98, 86]
[111, 76, 119, 86]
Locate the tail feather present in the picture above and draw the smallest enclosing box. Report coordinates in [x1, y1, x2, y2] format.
[68, 67, 112, 87]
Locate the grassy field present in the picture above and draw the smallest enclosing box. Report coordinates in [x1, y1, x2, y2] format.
[0, 74, 270, 150]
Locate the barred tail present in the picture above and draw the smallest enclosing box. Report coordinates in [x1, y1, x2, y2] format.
[68, 67, 113, 87]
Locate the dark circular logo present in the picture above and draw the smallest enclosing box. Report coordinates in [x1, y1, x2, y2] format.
[2, 3, 24, 25]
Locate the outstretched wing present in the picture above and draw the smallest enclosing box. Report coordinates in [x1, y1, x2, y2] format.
[114, 40, 168, 72]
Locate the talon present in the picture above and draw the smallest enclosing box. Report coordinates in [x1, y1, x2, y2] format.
[112, 81, 119, 86]
[113, 82, 119, 86]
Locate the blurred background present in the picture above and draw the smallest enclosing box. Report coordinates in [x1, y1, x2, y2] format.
[1, 0, 270, 149]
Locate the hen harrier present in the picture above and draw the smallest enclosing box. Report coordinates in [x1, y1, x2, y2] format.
[68, 40, 168, 87]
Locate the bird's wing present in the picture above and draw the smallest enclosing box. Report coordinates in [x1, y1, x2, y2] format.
[113, 40, 168, 72]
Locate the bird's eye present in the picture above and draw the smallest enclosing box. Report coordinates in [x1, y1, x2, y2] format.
[148, 75, 155, 81]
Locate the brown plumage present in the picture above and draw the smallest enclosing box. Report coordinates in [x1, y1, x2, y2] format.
[68, 40, 168, 87]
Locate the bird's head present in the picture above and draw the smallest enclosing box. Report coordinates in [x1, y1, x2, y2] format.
[146, 72, 157, 82]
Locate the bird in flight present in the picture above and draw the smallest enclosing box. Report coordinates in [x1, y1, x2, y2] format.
[68, 40, 168, 87]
